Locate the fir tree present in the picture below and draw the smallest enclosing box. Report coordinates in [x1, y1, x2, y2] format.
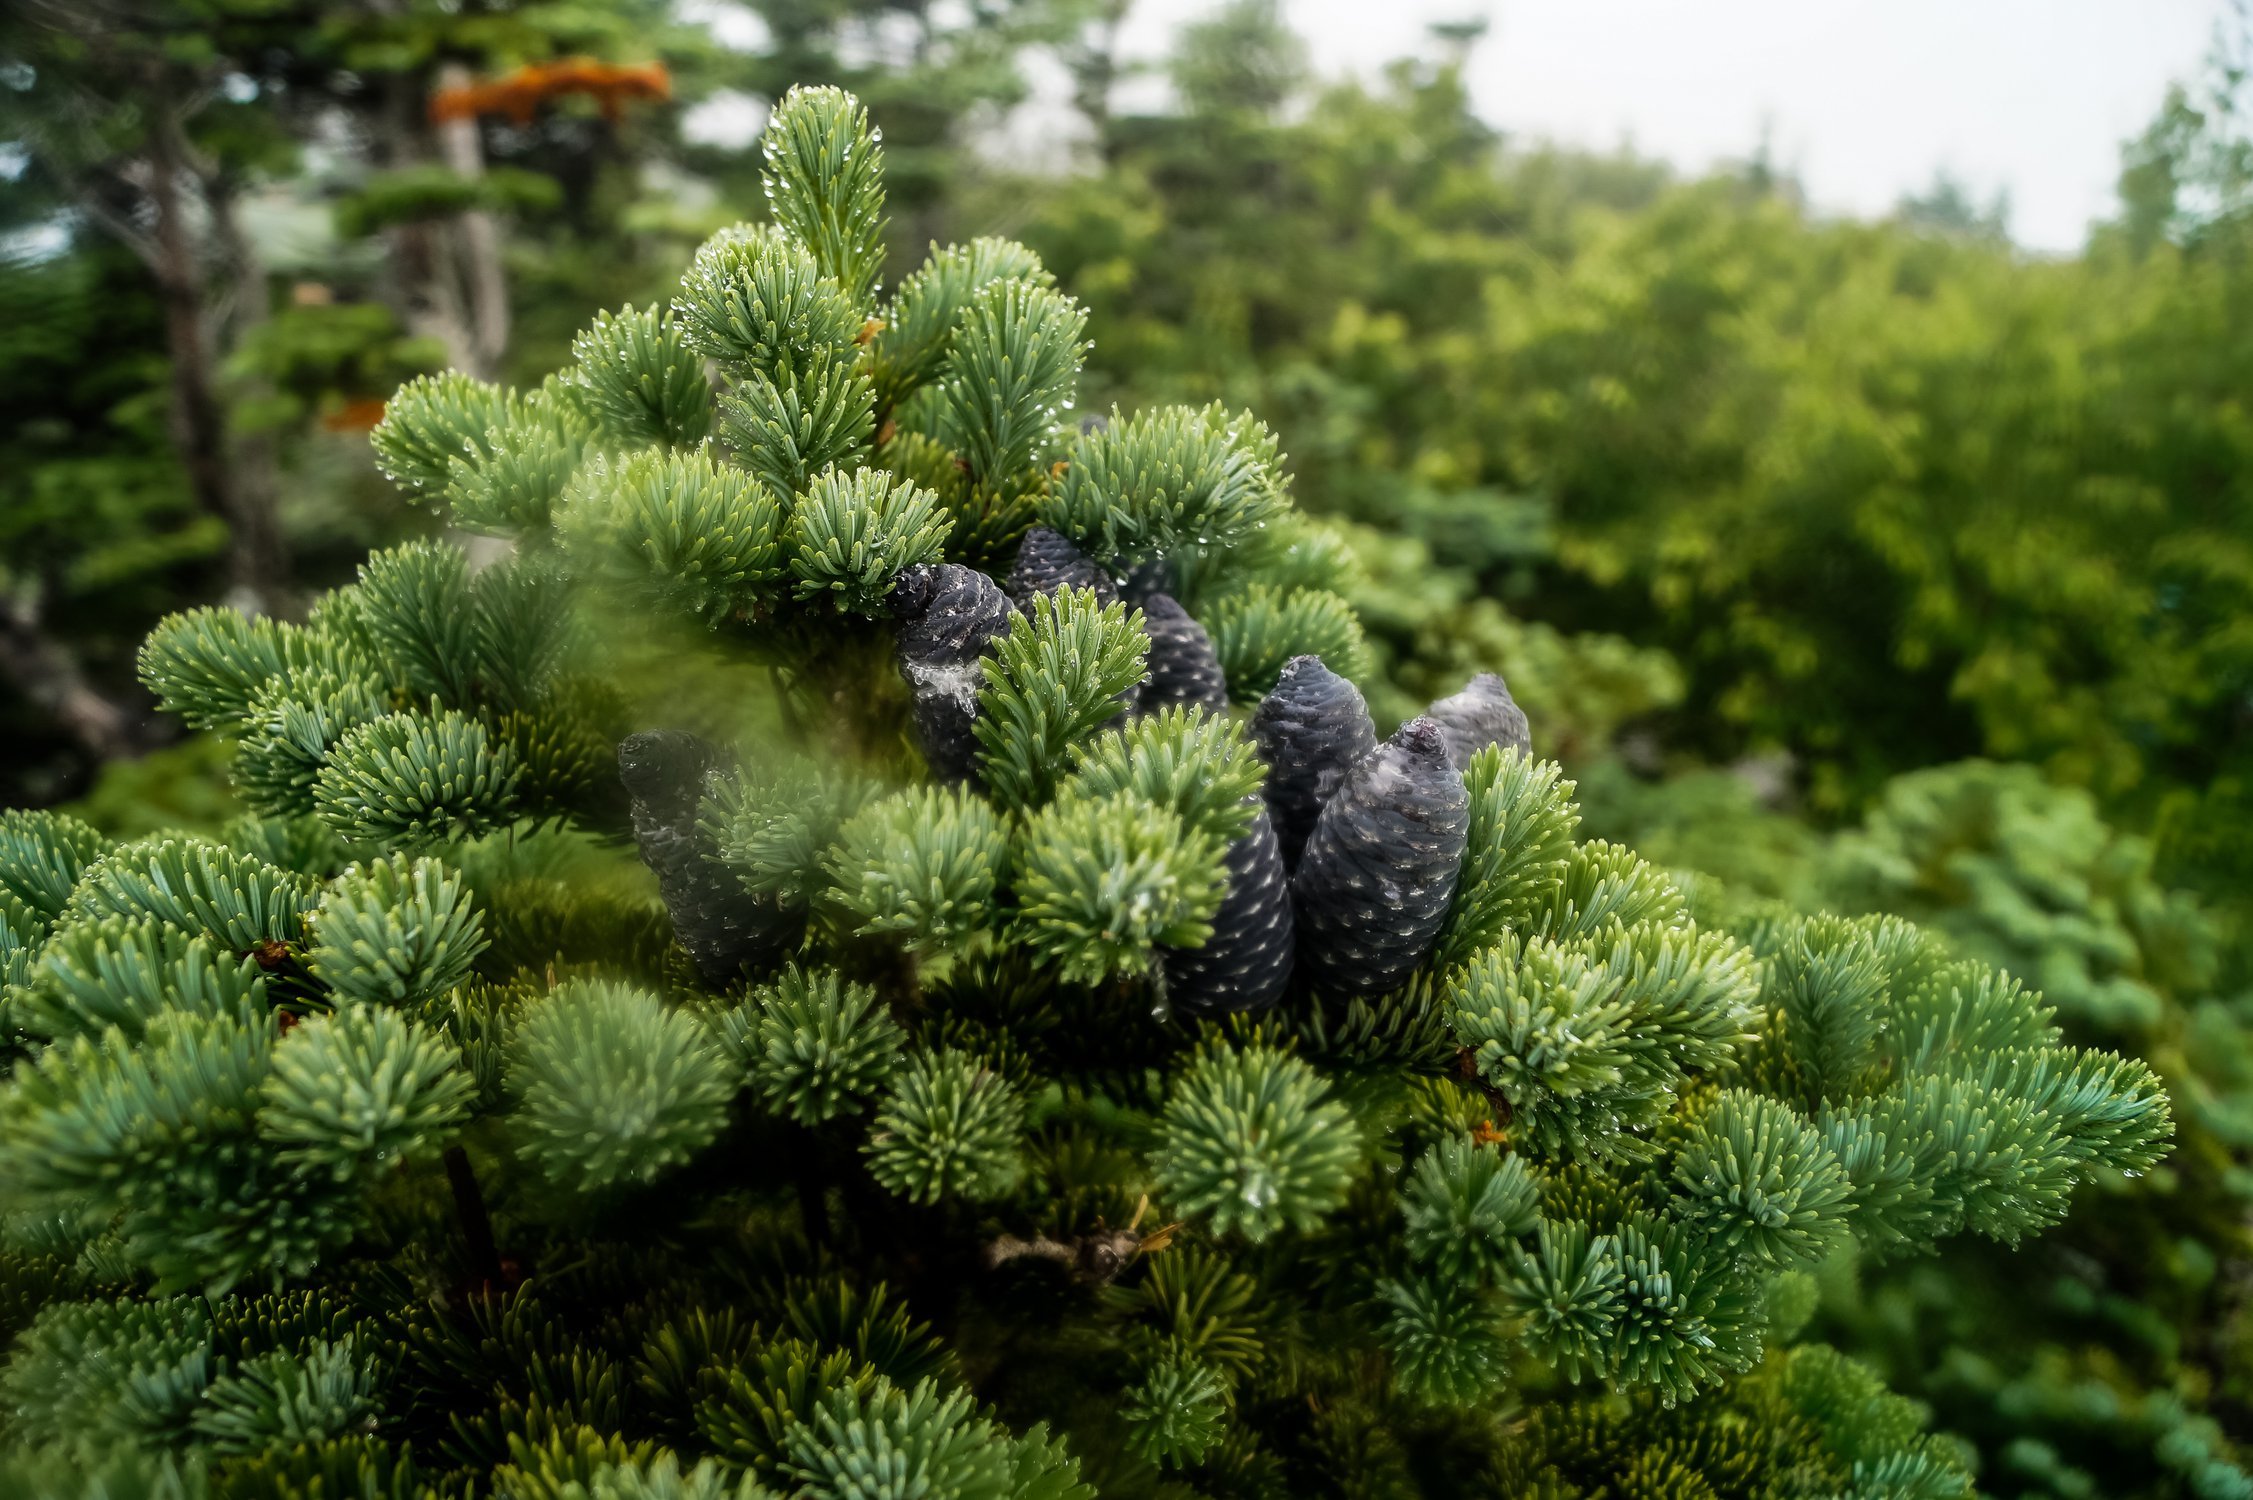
[0, 85, 2175, 1498]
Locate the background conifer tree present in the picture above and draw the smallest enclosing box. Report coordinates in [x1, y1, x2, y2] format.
[0, 83, 2178, 1498]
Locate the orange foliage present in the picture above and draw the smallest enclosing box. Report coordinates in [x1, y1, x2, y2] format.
[430, 59, 671, 126]
[323, 398, 389, 433]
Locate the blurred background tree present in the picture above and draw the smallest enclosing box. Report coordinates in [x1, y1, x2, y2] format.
[0, 0, 703, 802]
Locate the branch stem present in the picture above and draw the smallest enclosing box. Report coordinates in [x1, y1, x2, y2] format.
[443, 1145, 506, 1293]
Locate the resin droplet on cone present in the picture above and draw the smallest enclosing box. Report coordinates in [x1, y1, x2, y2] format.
[892, 563, 1014, 781]
[1291, 716, 1469, 997]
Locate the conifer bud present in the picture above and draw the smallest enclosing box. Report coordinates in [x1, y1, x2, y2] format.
[891, 563, 1015, 780]
[1137, 593, 1229, 714]
[1292, 717, 1469, 996]
[1249, 655, 1376, 869]
[1008, 526, 1117, 611]
[618, 730, 802, 983]
[1427, 672, 1531, 769]
[1161, 806, 1293, 1014]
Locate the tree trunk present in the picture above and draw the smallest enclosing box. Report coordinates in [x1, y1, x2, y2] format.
[144, 79, 286, 615]
[433, 62, 510, 379]
[0, 588, 147, 763]
[203, 169, 290, 614]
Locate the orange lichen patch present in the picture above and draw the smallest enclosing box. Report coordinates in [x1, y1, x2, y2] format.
[430, 59, 671, 126]
[323, 398, 389, 432]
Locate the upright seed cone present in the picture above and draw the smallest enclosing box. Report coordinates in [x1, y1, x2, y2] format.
[891, 562, 1015, 780]
[617, 730, 803, 984]
[1118, 556, 1175, 606]
[1137, 592, 1229, 714]
[1291, 716, 1470, 996]
[1160, 805, 1293, 1014]
[1008, 526, 1118, 610]
[1427, 671, 1531, 769]
[1250, 654, 1377, 869]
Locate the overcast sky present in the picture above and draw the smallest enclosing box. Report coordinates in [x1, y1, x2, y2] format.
[1119, 0, 2230, 251]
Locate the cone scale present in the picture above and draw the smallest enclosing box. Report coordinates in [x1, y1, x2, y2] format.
[1291, 716, 1470, 996]
[1250, 654, 1378, 870]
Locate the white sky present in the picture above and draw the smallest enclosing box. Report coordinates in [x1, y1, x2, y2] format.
[1118, 0, 2230, 251]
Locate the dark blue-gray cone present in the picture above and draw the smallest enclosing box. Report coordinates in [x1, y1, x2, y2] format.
[1427, 671, 1531, 769]
[1250, 654, 1377, 870]
[1137, 592, 1229, 714]
[1291, 716, 1469, 997]
[1007, 526, 1117, 611]
[1161, 806, 1293, 1015]
[892, 563, 1014, 781]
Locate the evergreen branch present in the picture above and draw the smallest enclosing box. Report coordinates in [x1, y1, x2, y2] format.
[260, 1008, 474, 1184]
[561, 447, 788, 624]
[760, 85, 889, 306]
[720, 965, 904, 1126]
[447, 387, 595, 537]
[313, 710, 522, 847]
[826, 785, 1007, 950]
[676, 225, 863, 386]
[13, 915, 266, 1043]
[370, 371, 513, 499]
[871, 238, 1050, 415]
[864, 1048, 1023, 1204]
[936, 280, 1088, 488]
[306, 854, 487, 1008]
[1043, 402, 1290, 563]
[1434, 747, 1579, 970]
[786, 467, 952, 614]
[1059, 705, 1265, 847]
[571, 303, 714, 449]
[719, 352, 877, 502]
[1204, 585, 1367, 703]
[506, 979, 736, 1197]
[973, 588, 1148, 811]
[63, 837, 317, 952]
[1149, 1041, 1360, 1241]
[138, 608, 360, 734]
[1014, 792, 1223, 984]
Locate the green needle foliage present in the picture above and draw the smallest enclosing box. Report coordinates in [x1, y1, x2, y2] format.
[786, 469, 951, 613]
[306, 855, 485, 1008]
[507, 978, 736, 1201]
[827, 787, 1008, 950]
[1150, 1042, 1360, 1242]
[973, 589, 1149, 812]
[0, 85, 2178, 1499]
[1013, 793, 1222, 984]
[571, 305, 715, 452]
[560, 449, 787, 624]
[722, 966, 903, 1127]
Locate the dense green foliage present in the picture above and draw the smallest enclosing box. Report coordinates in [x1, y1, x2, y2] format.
[7, 2, 2253, 1494]
[0, 88, 2182, 1497]
[1582, 756, 2253, 1496]
[1018, 10, 2253, 839]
